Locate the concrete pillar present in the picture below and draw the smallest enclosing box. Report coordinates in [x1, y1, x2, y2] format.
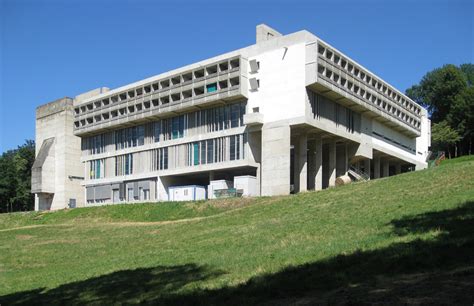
[364, 159, 371, 180]
[315, 136, 323, 191]
[395, 163, 401, 175]
[261, 123, 291, 196]
[307, 140, 316, 190]
[373, 157, 380, 179]
[382, 160, 390, 177]
[344, 143, 349, 174]
[328, 140, 336, 187]
[157, 176, 168, 201]
[256, 164, 261, 196]
[296, 134, 308, 192]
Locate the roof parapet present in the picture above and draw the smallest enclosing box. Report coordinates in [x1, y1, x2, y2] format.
[256, 24, 282, 43]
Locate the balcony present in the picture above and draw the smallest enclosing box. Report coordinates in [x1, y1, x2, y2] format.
[306, 41, 423, 137]
[73, 56, 247, 136]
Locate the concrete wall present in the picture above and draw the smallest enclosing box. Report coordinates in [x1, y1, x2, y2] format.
[261, 121, 291, 196]
[33, 98, 84, 210]
[247, 41, 307, 123]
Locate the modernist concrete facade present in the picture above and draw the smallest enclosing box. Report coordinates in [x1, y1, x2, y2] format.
[32, 24, 431, 210]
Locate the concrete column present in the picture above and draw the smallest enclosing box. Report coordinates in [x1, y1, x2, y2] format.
[364, 159, 371, 180]
[256, 164, 261, 196]
[307, 140, 316, 190]
[373, 157, 380, 179]
[328, 140, 336, 187]
[297, 134, 308, 192]
[395, 163, 401, 175]
[315, 136, 323, 191]
[344, 143, 349, 174]
[261, 123, 291, 196]
[382, 160, 390, 177]
[157, 176, 168, 201]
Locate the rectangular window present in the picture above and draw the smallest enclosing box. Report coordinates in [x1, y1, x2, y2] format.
[137, 126, 145, 146]
[90, 159, 104, 179]
[193, 143, 199, 165]
[236, 135, 240, 160]
[207, 139, 214, 164]
[153, 121, 161, 142]
[171, 116, 184, 139]
[163, 148, 168, 169]
[230, 136, 236, 161]
[124, 154, 133, 175]
[206, 83, 217, 93]
[231, 104, 240, 128]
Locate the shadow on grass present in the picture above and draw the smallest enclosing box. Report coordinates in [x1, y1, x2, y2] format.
[2, 202, 474, 305]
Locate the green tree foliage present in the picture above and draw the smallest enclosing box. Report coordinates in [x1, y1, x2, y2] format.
[406, 63, 474, 156]
[431, 121, 461, 158]
[0, 140, 35, 213]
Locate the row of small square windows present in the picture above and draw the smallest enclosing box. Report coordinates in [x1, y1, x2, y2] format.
[74, 58, 241, 115]
[318, 64, 421, 129]
[317, 44, 421, 116]
[74, 78, 241, 129]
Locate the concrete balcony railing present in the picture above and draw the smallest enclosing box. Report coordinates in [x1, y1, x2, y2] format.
[243, 112, 264, 126]
[73, 56, 248, 136]
[306, 41, 423, 137]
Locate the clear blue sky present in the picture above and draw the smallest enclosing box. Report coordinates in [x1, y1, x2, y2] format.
[1, 0, 472, 153]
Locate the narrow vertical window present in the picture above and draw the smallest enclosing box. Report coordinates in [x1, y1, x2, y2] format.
[193, 143, 199, 166]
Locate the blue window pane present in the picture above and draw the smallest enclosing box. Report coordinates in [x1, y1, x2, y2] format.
[206, 83, 217, 93]
[193, 143, 199, 165]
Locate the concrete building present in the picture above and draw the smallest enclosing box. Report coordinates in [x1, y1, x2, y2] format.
[32, 24, 430, 210]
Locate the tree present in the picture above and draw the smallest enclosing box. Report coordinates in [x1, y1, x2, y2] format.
[431, 121, 461, 158]
[406, 64, 467, 123]
[406, 63, 474, 156]
[0, 140, 36, 213]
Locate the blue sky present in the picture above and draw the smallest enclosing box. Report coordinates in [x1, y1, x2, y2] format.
[1, 0, 472, 153]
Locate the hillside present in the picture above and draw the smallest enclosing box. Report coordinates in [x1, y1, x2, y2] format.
[1, 156, 473, 305]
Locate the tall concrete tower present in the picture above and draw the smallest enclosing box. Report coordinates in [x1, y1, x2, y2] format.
[31, 98, 84, 210]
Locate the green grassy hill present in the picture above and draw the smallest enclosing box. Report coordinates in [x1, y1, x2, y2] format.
[1, 157, 473, 305]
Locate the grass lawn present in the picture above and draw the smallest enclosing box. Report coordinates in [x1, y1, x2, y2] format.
[1, 156, 473, 305]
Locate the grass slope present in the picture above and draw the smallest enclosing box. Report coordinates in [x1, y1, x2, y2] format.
[1, 157, 473, 305]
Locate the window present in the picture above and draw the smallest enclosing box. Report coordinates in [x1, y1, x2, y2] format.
[115, 125, 145, 150]
[159, 147, 168, 170]
[137, 126, 145, 146]
[89, 159, 104, 179]
[229, 136, 235, 160]
[154, 121, 161, 142]
[206, 83, 218, 93]
[125, 154, 133, 175]
[171, 116, 184, 139]
[193, 143, 199, 165]
[206, 139, 214, 164]
[231, 104, 240, 128]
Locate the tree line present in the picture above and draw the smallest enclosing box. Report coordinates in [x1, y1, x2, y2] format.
[406, 63, 474, 158]
[0, 140, 35, 213]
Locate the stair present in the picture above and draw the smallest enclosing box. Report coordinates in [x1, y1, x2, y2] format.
[348, 166, 370, 182]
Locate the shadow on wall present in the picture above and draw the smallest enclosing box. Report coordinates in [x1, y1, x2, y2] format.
[2, 202, 474, 305]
